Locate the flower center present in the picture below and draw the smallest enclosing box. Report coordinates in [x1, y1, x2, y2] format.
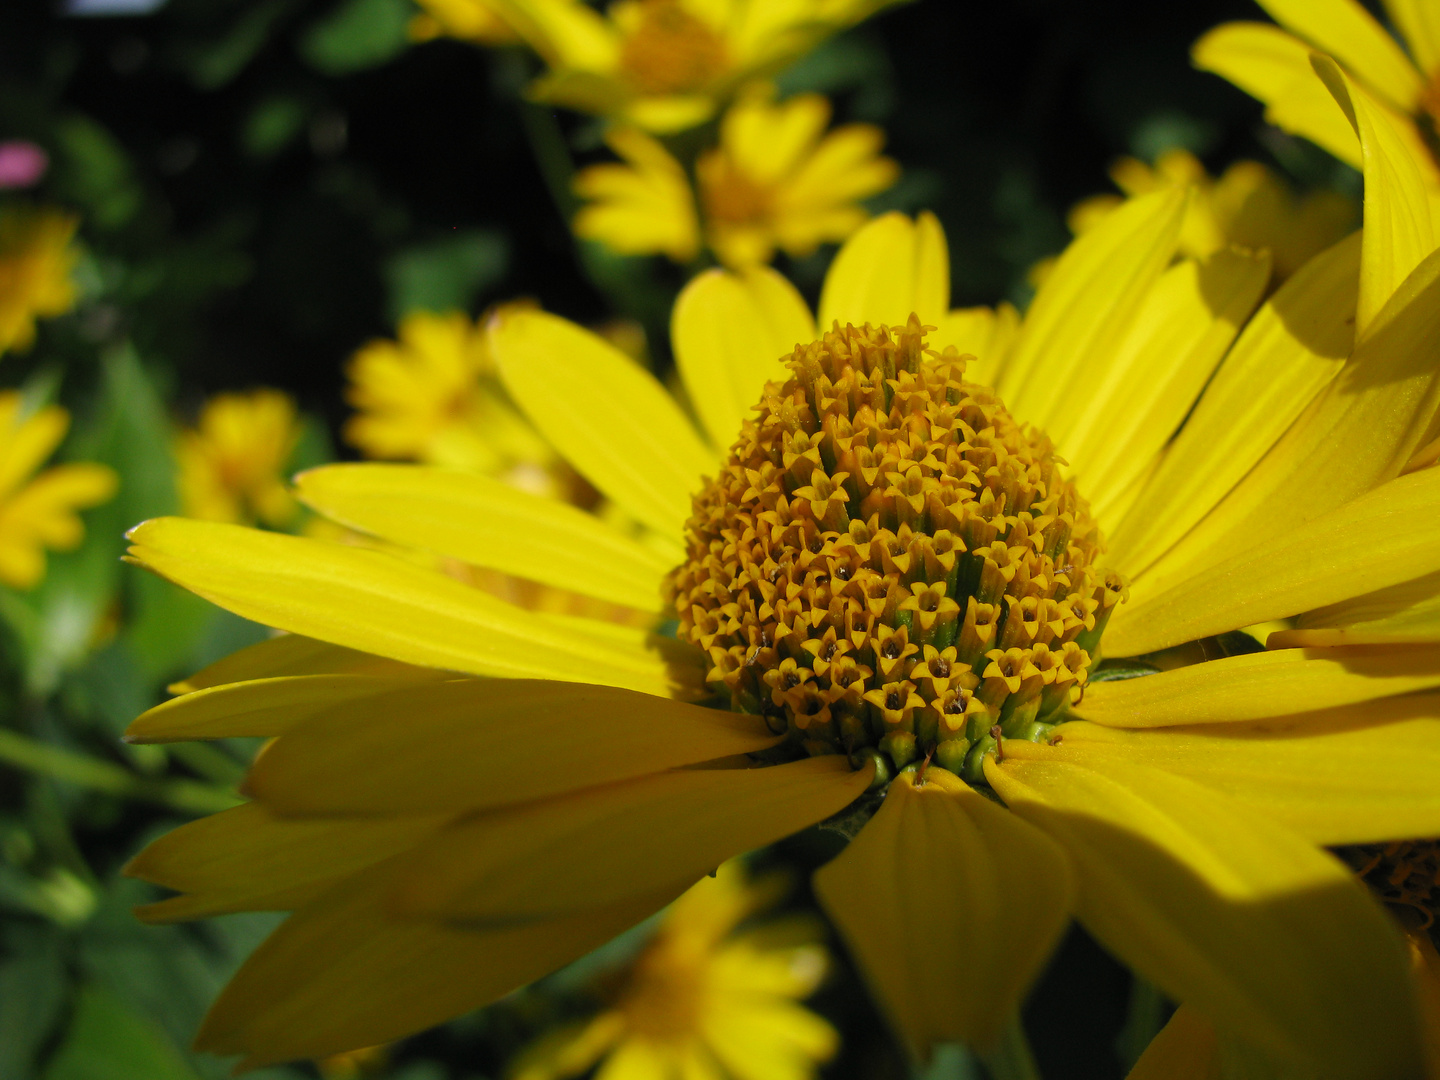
[618, 0, 728, 97]
[669, 318, 1126, 785]
[1344, 840, 1440, 931]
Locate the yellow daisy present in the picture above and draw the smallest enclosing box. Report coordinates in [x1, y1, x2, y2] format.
[344, 308, 571, 497]
[484, 0, 902, 133]
[409, 0, 519, 45]
[1194, 0, 1440, 200]
[122, 63, 1440, 1078]
[177, 390, 303, 528]
[0, 205, 80, 357]
[577, 90, 898, 268]
[510, 860, 836, 1080]
[1068, 147, 1356, 281]
[0, 392, 116, 589]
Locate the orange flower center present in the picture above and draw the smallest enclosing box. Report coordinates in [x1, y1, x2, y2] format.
[619, 0, 728, 96]
[668, 318, 1126, 785]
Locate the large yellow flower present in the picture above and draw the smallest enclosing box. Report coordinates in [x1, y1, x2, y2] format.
[510, 860, 836, 1080]
[1068, 147, 1356, 281]
[485, 0, 902, 132]
[1194, 0, 1440, 203]
[0, 205, 79, 357]
[0, 393, 116, 589]
[177, 390, 303, 528]
[575, 91, 898, 268]
[122, 64, 1440, 1078]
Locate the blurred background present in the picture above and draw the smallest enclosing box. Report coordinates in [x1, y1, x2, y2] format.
[0, 0, 1362, 1078]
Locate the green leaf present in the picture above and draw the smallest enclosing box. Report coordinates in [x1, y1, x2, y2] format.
[385, 230, 509, 321]
[0, 926, 66, 1080]
[49, 116, 142, 231]
[300, 0, 412, 76]
[43, 986, 202, 1080]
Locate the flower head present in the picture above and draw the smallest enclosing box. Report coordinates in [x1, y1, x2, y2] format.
[1195, 0, 1440, 191]
[0, 205, 79, 356]
[177, 390, 302, 528]
[0, 392, 116, 589]
[486, 0, 903, 132]
[121, 60, 1440, 1080]
[511, 861, 836, 1080]
[344, 308, 568, 497]
[1068, 148, 1356, 281]
[576, 91, 897, 268]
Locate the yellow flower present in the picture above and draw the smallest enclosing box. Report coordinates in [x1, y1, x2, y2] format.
[177, 390, 303, 528]
[122, 63, 1440, 1078]
[510, 861, 836, 1080]
[485, 0, 902, 132]
[0, 392, 116, 589]
[1194, 0, 1440, 199]
[0, 205, 80, 356]
[345, 308, 571, 497]
[577, 91, 898, 268]
[409, 0, 519, 45]
[1068, 148, 1356, 281]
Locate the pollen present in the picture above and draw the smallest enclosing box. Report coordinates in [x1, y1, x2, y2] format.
[618, 0, 729, 97]
[669, 317, 1126, 784]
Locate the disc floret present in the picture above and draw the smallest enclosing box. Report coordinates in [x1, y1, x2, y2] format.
[669, 317, 1126, 784]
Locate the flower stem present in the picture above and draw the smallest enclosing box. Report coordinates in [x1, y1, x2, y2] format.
[0, 729, 240, 815]
[981, 1015, 1043, 1080]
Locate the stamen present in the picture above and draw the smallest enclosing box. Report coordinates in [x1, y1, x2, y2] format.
[668, 317, 1123, 780]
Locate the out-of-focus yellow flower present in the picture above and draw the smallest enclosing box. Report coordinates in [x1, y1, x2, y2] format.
[487, 0, 903, 132]
[176, 390, 301, 528]
[510, 861, 837, 1080]
[0, 206, 80, 357]
[574, 127, 701, 263]
[409, 0, 519, 45]
[345, 308, 573, 498]
[1194, 0, 1440, 197]
[1067, 149, 1356, 281]
[0, 392, 116, 589]
[317, 1044, 390, 1080]
[575, 91, 898, 268]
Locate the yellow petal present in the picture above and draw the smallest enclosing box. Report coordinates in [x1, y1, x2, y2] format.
[932, 303, 1019, 389]
[0, 404, 68, 499]
[1257, 0, 1424, 111]
[295, 464, 670, 612]
[1278, 568, 1440, 646]
[1192, 23, 1361, 169]
[1109, 454, 1440, 656]
[672, 266, 816, 449]
[1074, 644, 1440, 728]
[127, 673, 444, 743]
[1312, 56, 1437, 334]
[817, 211, 948, 330]
[813, 769, 1073, 1058]
[1384, 0, 1440, 76]
[387, 755, 872, 921]
[1108, 232, 1359, 578]
[1125, 1006, 1219, 1080]
[1008, 693, 1440, 845]
[125, 802, 444, 922]
[1061, 248, 1270, 522]
[169, 633, 427, 693]
[997, 188, 1186, 433]
[490, 309, 713, 536]
[484, 0, 619, 71]
[987, 756, 1423, 1079]
[197, 869, 683, 1070]
[126, 518, 686, 698]
[246, 678, 779, 814]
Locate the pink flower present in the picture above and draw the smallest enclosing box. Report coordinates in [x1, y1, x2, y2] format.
[0, 142, 49, 189]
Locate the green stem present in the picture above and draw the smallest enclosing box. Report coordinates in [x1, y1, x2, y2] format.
[0, 729, 240, 816]
[1116, 978, 1170, 1069]
[981, 1015, 1042, 1080]
[519, 100, 578, 221]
